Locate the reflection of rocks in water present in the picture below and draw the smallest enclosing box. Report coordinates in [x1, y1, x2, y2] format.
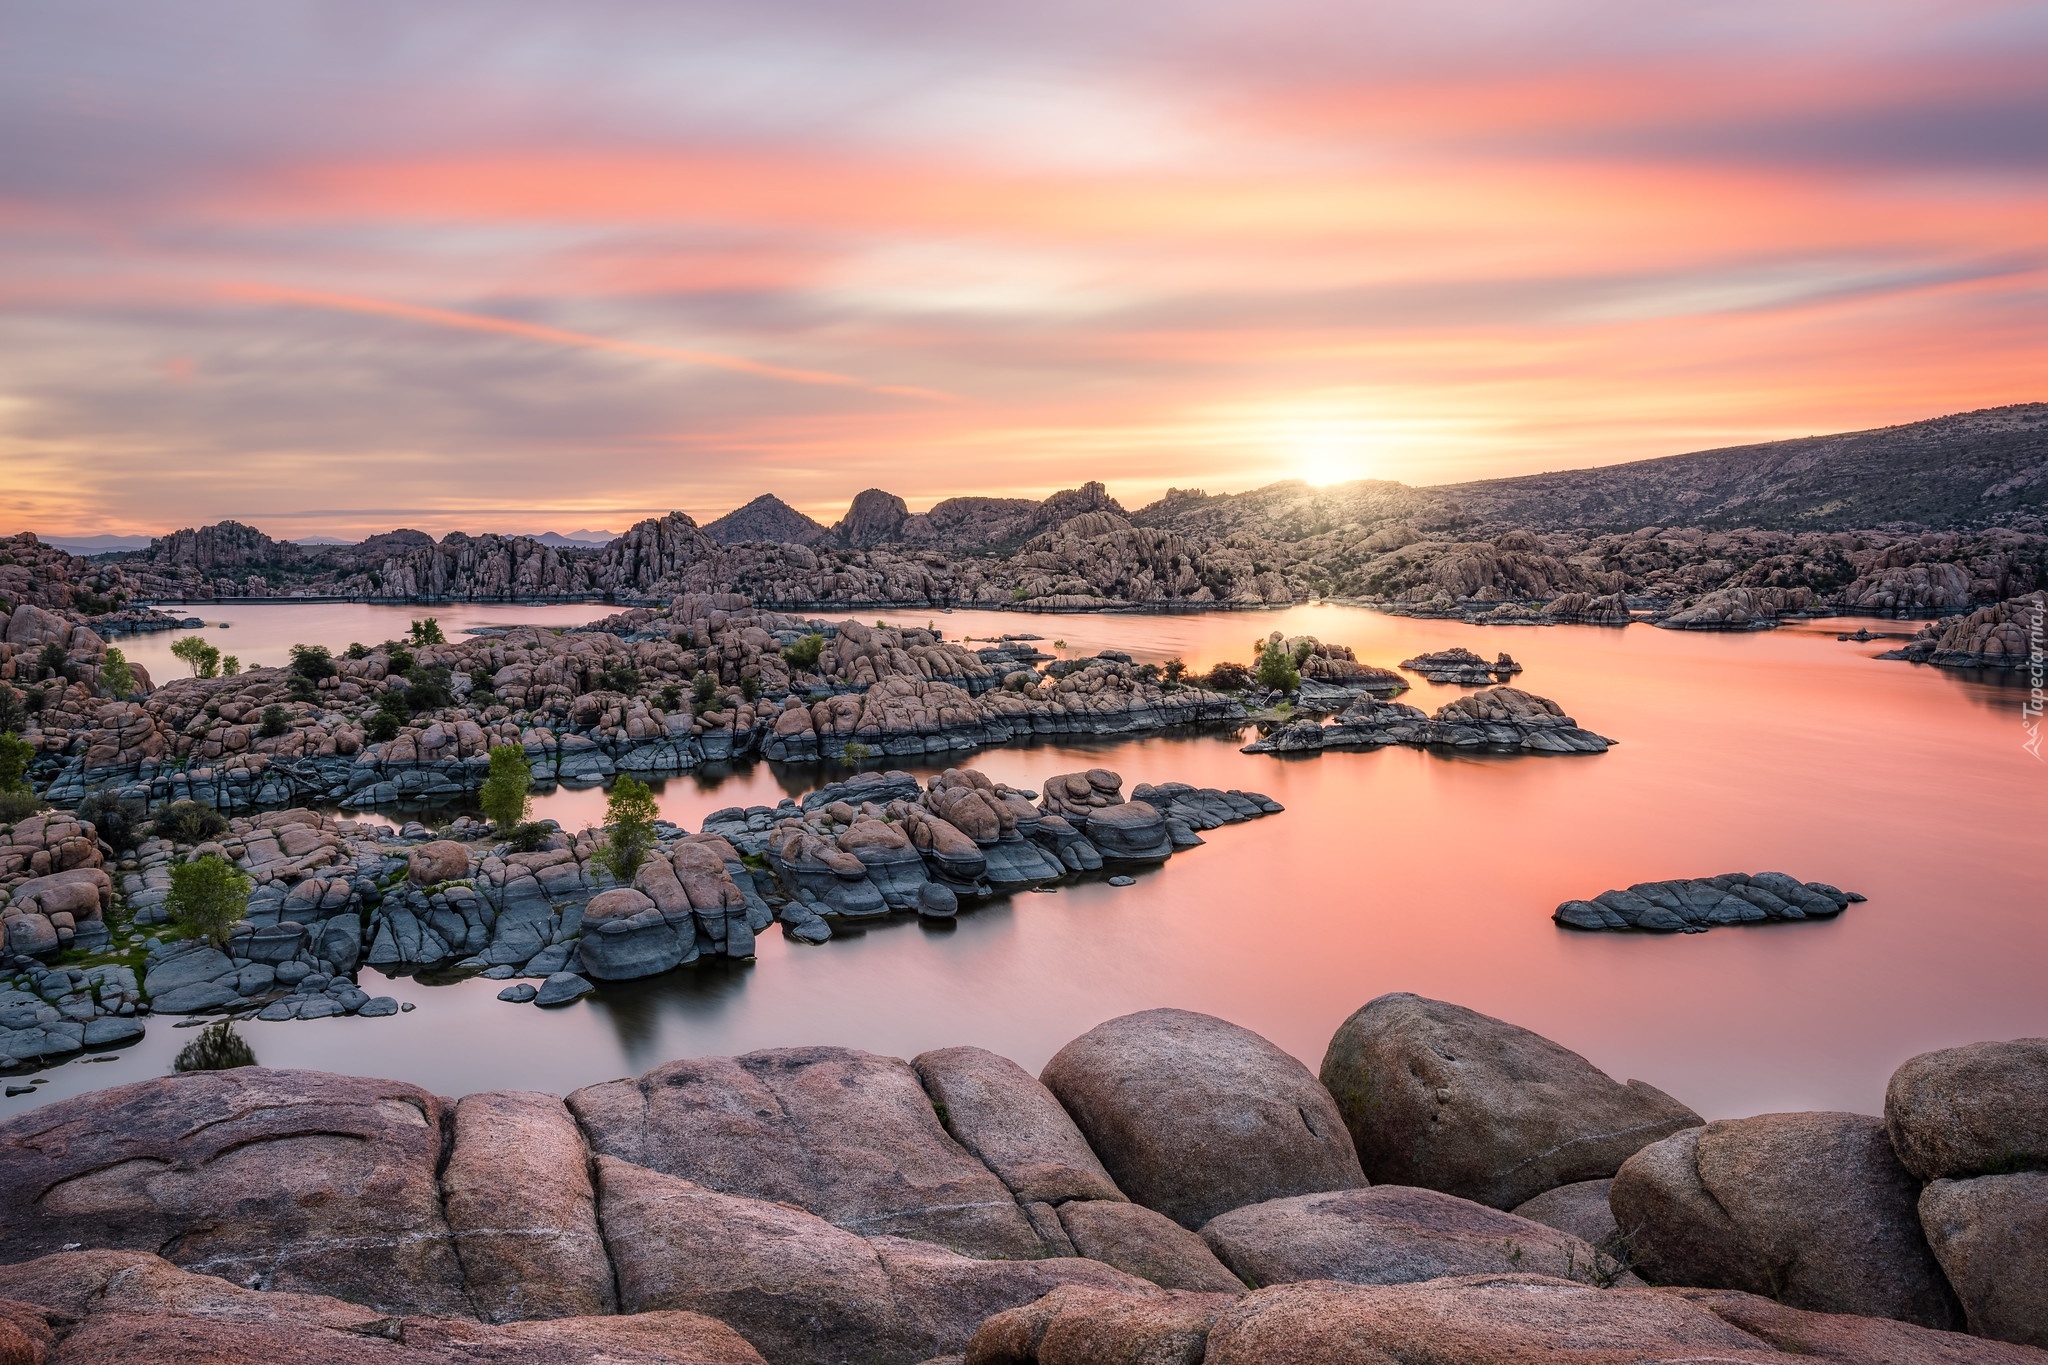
[1554, 872, 1864, 932]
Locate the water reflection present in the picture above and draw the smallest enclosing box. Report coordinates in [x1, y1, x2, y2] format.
[17, 601, 2041, 1127]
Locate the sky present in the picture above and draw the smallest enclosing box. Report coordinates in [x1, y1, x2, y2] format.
[3, 0, 2045, 540]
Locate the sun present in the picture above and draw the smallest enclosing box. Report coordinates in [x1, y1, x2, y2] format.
[1292, 434, 1367, 487]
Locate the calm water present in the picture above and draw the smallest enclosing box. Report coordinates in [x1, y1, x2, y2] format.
[19, 603, 2044, 1125]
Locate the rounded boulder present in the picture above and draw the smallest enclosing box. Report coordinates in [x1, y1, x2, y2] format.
[407, 840, 471, 886]
[1040, 1008, 1366, 1230]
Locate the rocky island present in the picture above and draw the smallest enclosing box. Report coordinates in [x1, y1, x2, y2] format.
[1244, 686, 1613, 755]
[0, 994, 2039, 1362]
[1554, 873, 1866, 932]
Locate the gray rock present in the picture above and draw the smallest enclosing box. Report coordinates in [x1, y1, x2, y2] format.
[1611, 1113, 1960, 1329]
[534, 972, 594, 1006]
[356, 996, 399, 1017]
[147, 981, 242, 1014]
[1200, 1185, 1627, 1290]
[1041, 1008, 1366, 1230]
[1512, 1178, 1623, 1255]
[1885, 1037, 2048, 1181]
[1918, 1171, 2048, 1348]
[498, 983, 538, 1003]
[1320, 992, 1700, 1209]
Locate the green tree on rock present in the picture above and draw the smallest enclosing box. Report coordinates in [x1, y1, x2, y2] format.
[1254, 639, 1301, 693]
[601, 774, 658, 882]
[166, 853, 251, 948]
[409, 617, 445, 646]
[100, 647, 135, 699]
[170, 636, 221, 678]
[478, 743, 534, 831]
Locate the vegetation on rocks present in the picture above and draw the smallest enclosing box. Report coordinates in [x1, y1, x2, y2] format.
[165, 852, 251, 947]
[602, 774, 658, 881]
[478, 742, 534, 830]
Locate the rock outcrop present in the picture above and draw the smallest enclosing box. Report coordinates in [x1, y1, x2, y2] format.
[1554, 872, 1864, 933]
[1243, 685, 1612, 755]
[1398, 647, 1522, 684]
[1319, 993, 1702, 1209]
[1040, 1009, 1367, 1230]
[1883, 592, 2045, 669]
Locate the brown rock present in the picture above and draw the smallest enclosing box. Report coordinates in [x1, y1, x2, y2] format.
[0, 1248, 765, 1365]
[1885, 1038, 2048, 1181]
[571, 1047, 1044, 1258]
[1200, 1186, 1625, 1289]
[0, 1069, 467, 1316]
[408, 839, 471, 885]
[1040, 1009, 1366, 1229]
[1677, 1287, 2048, 1365]
[1055, 1199, 1244, 1292]
[1918, 1171, 2048, 1347]
[1611, 1114, 1960, 1329]
[1320, 993, 1700, 1209]
[875, 1235, 1162, 1363]
[444, 1090, 617, 1321]
[913, 1045, 1124, 1205]
[964, 1285, 1237, 1365]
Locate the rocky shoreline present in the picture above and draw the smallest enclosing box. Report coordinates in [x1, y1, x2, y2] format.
[0, 994, 2039, 1362]
[1555, 872, 1865, 932]
[0, 766, 1278, 1065]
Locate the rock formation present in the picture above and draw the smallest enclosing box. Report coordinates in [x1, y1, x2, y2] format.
[1554, 872, 1865, 932]
[1243, 686, 1612, 755]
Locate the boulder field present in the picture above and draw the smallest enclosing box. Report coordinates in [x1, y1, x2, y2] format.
[0, 995, 2040, 1363]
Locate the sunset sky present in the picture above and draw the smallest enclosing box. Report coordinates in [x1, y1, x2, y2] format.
[3, 0, 2045, 539]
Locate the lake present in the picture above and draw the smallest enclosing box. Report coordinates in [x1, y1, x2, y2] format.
[21, 600, 2044, 1126]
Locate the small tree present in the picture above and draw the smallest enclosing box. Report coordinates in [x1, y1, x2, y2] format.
[781, 633, 825, 670]
[0, 732, 35, 793]
[151, 799, 228, 844]
[100, 647, 136, 699]
[601, 774, 658, 882]
[289, 643, 336, 682]
[222, 655, 241, 677]
[478, 743, 533, 830]
[409, 617, 445, 646]
[691, 670, 717, 705]
[1254, 641, 1301, 693]
[174, 1018, 257, 1072]
[166, 853, 251, 948]
[259, 704, 291, 738]
[36, 641, 69, 681]
[171, 636, 221, 678]
[0, 686, 24, 734]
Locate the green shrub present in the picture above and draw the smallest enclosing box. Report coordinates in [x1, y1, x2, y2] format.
[152, 798, 228, 845]
[344, 641, 369, 660]
[658, 683, 683, 711]
[259, 704, 291, 738]
[173, 1019, 256, 1071]
[1202, 661, 1254, 691]
[167, 853, 251, 947]
[385, 646, 415, 675]
[841, 740, 874, 765]
[598, 662, 642, 694]
[0, 732, 33, 793]
[221, 655, 241, 677]
[781, 633, 825, 670]
[366, 711, 401, 742]
[286, 673, 315, 701]
[78, 791, 144, 851]
[0, 686, 24, 734]
[740, 675, 761, 701]
[289, 643, 336, 682]
[406, 669, 453, 711]
[478, 744, 533, 830]
[100, 647, 136, 699]
[691, 671, 717, 705]
[504, 820, 554, 853]
[408, 617, 445, 646]
[601, 774, 658, 882]
[1254, 641, 1300, 692]
[0, 789, 44, 824]
[36, 641, 69, 681]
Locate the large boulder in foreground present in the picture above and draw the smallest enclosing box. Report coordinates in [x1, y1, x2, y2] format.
[1199, 1186, 1627, 1290]
[1320, 993, 1701, 1210]
[1884, 1037, 2048, 1181]
[0, 1068, 468, 1316]
[1611, 1113, 1960, 1329]
[1191, 1277, 2039, 1365]
[1053, 1198, 1245, 1292]
[596, 1156, 1154, 1365]
[570, 1046, 1045, 1258]
[965, 1284, 1239, 1365]
[1918, 1171, 2048, 1348]
[1040, 1009, 1366, 1229]
[442, 1089, 616, 1322]
[912, 1045, 1125, 1205]
[0, 1248, 767, 1365]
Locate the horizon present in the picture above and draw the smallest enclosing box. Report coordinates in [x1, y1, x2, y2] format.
[12, 398, 2043, 544]
[5, 2, 2045, 539]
